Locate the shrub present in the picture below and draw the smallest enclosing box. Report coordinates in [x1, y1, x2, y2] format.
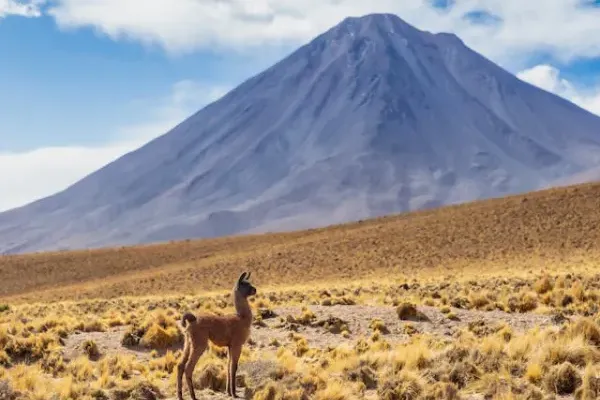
[294, 338, 310, 357]
[561, 294, 575, 307]
[122, 325, 146, 347]
[397, 303, 418, 320]
[534, 276, 553, 294]
[122, 381, 162, 400]
[90, 389, 109, 400]
[525, 363, 542, 384]
[571, 281, 586, 301]
[369, 319, 390, 334]
[82, 339, 100, 359]
[575, 365, 600, 400]
[518, 292, 538, 313]
[446, 312, 460, 321]
[251, 382, 283, 400]
[286, 309, 316, 326]
[469, 293, 490, 309]
[570, 318, 600, 347]
[0, 380, 21, 400]
[314, 316, 349, 334]
[139, 323, 181, 349]
[449, 362, 480, 389]
[544, 362, 582, 395]
[396, 304, 429, 322]
[197, 363, 228, 392]
[314, 380, 359, 400]
[422, 382, 460, 400]
[378, 370, 424, 400]
[0, 350, 11, 367]
[345, 363, 378, 390]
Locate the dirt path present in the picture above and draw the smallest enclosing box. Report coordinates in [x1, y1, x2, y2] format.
[62, 304, 554, 362]
[251, 304, 554, 349]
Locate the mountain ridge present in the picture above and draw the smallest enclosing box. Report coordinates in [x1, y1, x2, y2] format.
[2, 12, 600, 254]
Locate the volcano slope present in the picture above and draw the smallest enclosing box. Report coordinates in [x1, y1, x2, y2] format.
[1, 183, 600, 398]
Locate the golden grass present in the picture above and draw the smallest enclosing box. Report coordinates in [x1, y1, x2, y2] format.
[1, 269, 600, 398]
[1, 182, 600, 398]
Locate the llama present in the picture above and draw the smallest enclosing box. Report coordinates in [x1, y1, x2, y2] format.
[177, 272, 257, 400]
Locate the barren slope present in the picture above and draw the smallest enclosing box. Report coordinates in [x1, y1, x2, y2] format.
[2, 181, 600, 303]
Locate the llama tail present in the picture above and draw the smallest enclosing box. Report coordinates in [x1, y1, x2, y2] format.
[181, 312, 197, 328]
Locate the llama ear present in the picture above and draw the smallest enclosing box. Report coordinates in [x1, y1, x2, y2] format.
[238, 272, 247, 284]
[246, 272, 251, 280]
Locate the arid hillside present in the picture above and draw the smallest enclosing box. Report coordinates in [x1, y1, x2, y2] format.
[1, 181, 599, 303]
[3, 182, 600, 399]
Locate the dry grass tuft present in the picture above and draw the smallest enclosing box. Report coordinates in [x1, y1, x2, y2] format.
[369, 319, 390, 334]
[0, 380, 21, 400]
[570, 318, 600, 347]
[396, 303, 429, 322]
[140, 324, 181, 350]
[545, 362, 582, 395]
[575, 364, 600, 400]
[534, 275, 553, 294]
[196, 363, 228, 392]
[345, 363, 378, 389]
[378, 370, 424, 400]
[449, 361, 481, 389]
[525, 363, 543, 384]
[423, 382, 460, 400]
[82, 339, 100, 359]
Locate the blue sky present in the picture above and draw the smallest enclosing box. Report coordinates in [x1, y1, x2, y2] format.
[1, 0, 600, 211]
[0, 13, 280, 151]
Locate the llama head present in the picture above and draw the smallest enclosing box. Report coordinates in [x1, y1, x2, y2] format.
[235, 271, 257, 298]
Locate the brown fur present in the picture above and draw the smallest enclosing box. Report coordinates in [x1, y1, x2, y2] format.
[177, 272, 256, 399]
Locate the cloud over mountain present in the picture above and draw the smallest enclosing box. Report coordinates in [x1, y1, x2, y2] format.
[518, 65, 600, 117]
[40, 0, 600, 65]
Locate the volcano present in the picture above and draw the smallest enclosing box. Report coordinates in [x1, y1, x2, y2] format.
[2, 13, 600, 254]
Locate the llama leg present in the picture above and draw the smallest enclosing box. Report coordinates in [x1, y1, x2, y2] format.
[177, 338, 191, 400]
[185, 338, 208, 400]
[228, 345, 242, 398]
[226, 346, 233, 396]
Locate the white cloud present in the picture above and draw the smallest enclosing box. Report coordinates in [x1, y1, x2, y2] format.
[0, 145, 132, 212]
[517, 64, 600, 116]
[40, 0, 600, 64]
[0, 0, 42, 17]
[0, 80, 229, 212]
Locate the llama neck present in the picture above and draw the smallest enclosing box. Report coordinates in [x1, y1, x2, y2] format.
[234, 292, 252, 321]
